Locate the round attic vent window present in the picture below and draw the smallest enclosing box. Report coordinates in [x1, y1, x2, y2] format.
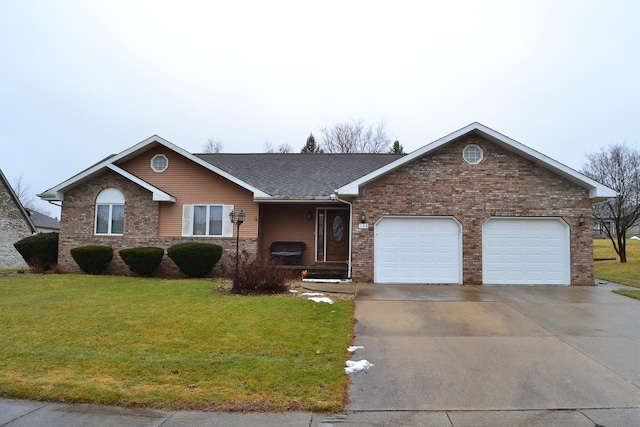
[151, 154, 169, 172]
[463, 144, 483, 164]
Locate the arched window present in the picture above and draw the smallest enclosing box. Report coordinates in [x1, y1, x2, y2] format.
[95, 188, 124, 235]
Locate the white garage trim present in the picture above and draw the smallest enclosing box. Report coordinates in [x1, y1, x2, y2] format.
[482, 217, 570, 285]
[374, 216, 462, 284]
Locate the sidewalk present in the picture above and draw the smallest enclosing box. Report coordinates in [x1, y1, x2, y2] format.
[3, 398, 640, 426]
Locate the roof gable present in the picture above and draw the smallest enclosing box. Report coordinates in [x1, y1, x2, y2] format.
[337, 122, 616, 202]
[0, 169, 37, 233]
[38, 135, 269, 201]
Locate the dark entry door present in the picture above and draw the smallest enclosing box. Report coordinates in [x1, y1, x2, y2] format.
[326, 210, 349, 262]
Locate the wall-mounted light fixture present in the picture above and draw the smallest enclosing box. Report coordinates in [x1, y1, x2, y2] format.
[578, 213, 585, 226]
[307, 211, 313, 220]
[360, 210, 367, 223]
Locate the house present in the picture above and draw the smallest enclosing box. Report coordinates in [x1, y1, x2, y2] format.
[38, 123, 615, 285]
[0, 169, 36, 269]
[25, 209, 60, 233]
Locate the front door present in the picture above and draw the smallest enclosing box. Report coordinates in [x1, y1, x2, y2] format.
[326, 209, 349, 262]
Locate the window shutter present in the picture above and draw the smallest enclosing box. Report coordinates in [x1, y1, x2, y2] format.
[222, 205, 234, 237]
[182, 205, 193, 237]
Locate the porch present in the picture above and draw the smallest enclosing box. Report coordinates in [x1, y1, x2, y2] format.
[259, 203, 352, 279]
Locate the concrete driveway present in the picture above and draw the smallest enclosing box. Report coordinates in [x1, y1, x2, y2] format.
[348, 283, 640, 416]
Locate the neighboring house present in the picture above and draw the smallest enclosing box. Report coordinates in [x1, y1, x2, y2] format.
[0, 169, 36, 269]
[25, 209, 60, 233]
[592, 218, 640, 238]
[38, 123, 616, 285]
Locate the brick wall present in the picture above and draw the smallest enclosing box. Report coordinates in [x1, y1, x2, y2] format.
[0, 179, 33, 269]
[58, 170, 256, 276]
[351, 135, 594, 285]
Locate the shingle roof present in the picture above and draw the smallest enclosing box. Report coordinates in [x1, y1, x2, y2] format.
[26, 210, 60, 230]
[195, 153, 405, 198]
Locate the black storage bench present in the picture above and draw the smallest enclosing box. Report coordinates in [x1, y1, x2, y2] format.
[269, 241, 306, 265]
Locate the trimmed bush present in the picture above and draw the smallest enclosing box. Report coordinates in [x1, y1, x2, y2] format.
[14, 232, 59, 270]
[167, 242, 223, 277]
[119, 247, 164, 276]
[70, 246, 113, 274]
[229, 252, 291, 295]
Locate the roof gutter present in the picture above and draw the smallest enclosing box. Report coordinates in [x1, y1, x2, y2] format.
[331, 191, 353, 280]
[252, 196, 339, 203]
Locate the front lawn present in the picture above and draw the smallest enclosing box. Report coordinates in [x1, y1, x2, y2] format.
[594, 238, 640, 287]
[0, 275, 354, 412]
[594, 238, 640, 299]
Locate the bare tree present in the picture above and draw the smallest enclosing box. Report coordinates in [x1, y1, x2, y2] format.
[202, 138, 223, 153]
[12, 175, 51, 216]
[264, 142, 293, 153]
[582, 143, 640, 263]
[319, 119, 392, 153]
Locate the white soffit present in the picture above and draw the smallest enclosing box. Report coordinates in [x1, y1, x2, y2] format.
[106, 165, 175, 202]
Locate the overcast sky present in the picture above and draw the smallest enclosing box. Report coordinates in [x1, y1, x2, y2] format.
[2, 1, 639, 217]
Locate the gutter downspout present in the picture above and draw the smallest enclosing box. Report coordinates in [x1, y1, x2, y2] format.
[332, 191, 353, 280]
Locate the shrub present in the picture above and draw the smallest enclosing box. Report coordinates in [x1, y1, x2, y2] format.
[119, 247, 164, 276]
[14, 232, 59, 270]
[229, 252, 291, 295]
[70, 246, 113, 274]
[29, 257, 49, 274]
[167, 242, 223, 277]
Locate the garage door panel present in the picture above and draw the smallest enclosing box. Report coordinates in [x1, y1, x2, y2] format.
[375, 217, 461, 284]
[483, 218, 570, 285]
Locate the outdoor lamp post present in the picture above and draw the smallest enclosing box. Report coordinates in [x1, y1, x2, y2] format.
[229, 210, 245, 290]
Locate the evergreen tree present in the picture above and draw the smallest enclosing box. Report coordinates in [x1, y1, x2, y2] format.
[389, 140, 405, 154]
[300, 133, 324, 153]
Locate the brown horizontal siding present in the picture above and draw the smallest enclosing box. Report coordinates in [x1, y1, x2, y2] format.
[260, 204, 318, 265]
[120, 148, 257, 238]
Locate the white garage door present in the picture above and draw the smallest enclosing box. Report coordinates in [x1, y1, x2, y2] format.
[375, 217, 461, 284]
[482, 218, 570, 285]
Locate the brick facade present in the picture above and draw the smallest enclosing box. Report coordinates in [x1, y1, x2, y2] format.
[58, 170, 255, 276]
[0, 177, 35, 269]
[350, 135, 594, 285]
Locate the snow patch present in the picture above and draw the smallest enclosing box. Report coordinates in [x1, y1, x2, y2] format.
[348, 346, 364, 353]
[345, 360, 374, 374]
[302, 292, 324, 296]
[308, 297, 334, 304]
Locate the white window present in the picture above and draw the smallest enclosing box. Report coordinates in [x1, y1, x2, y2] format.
[151, 154, 169, 172]
[95, 188, 125, 235]
[463, 144, 483, 164]
[182, 204, 234, 237]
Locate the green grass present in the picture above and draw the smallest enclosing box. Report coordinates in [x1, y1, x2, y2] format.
[594, 238, 640, 299]
[594, 239, 640, 286]
[0, 268, 26, 275]
[0, 275, 354, 411]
